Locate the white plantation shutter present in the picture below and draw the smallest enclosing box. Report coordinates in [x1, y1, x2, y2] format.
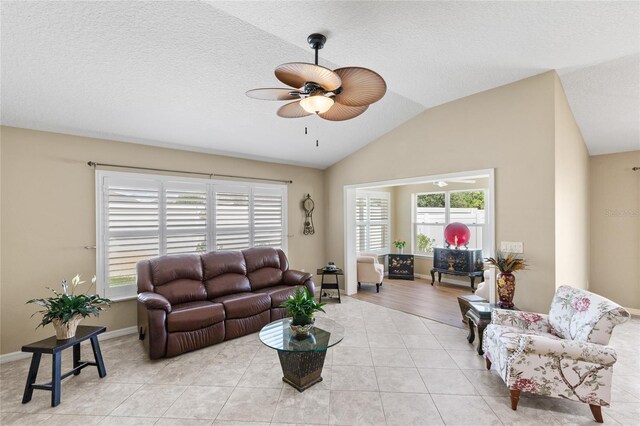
[100, 177, 160, 299]
[214, 185, 251, 250]
[355, 191, 390, 254]
[97, 172, 288, 300]
[253, 187, 285, 248]
[356, 196, 367, 253]
[165, 182, 208, 255]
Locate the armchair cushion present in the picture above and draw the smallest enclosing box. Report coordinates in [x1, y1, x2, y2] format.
[357, 256, 376, 264]
[548, 285, 630, 345]
[491, 309, 550, 333]
[517, 334, 617, 366]
[138, 292, 172, 313]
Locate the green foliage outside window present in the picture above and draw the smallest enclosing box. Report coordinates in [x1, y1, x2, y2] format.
[417, 191, 484, 209]
[450, 191, 485, 209]
[417, 193, 445, 208]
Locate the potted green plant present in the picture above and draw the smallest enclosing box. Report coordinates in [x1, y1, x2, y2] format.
[485, 252, 527, 309]
[280, 287, 326, 337]
[393, 240, 407, 254]
[27, 275, 111, 340]
[416, 234, 435, 254]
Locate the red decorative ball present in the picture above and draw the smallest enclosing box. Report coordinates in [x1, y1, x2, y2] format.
[444, 222, 471, 247]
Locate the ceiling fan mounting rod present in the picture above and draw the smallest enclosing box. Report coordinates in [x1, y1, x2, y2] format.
[307, 33, 326, 66]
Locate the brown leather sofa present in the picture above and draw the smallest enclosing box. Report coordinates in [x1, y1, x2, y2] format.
[137, 247, 314, 359]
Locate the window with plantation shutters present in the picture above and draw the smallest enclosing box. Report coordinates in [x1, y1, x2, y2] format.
[96, 171, 287, 300]
[166, 183, 208, 255]
[355, 191, 390, 254]
[214, 186, 250, 250]
[253, 187, 285, 247]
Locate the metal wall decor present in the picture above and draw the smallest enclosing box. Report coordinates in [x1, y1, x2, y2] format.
[303, 194, 315, 235]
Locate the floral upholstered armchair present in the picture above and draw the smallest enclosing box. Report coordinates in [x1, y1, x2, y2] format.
[483, 285, 630, 423]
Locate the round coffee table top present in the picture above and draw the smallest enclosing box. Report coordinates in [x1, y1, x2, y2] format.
[259, 317, 344, 352]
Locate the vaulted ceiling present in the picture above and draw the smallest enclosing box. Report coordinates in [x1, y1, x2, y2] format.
[2, 1, 638, 168]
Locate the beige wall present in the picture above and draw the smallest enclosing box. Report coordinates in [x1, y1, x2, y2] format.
[589, 151, 640, 310]
[554, 75, 590, 290]
[0, 126, 325, 354]
[325, 72, 559, 313]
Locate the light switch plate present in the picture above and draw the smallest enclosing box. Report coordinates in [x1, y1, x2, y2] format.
[500, 241, 524, 254]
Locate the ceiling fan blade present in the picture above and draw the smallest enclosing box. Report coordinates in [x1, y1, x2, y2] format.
[319, 103, 368, 121]
[277, 100, 313, 118]
[275, 62, 342, 91]
[246, 88, 300, 101]
[333, 67, 387, 107]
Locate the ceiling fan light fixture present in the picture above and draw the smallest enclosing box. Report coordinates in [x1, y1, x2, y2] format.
[300, 94, 334, 114]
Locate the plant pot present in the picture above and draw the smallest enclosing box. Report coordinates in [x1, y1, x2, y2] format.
[52, 315, 82, 340]
[290, 317, 315, 338]
[496, 272, 516, 309]
[397, 248, 403, 254]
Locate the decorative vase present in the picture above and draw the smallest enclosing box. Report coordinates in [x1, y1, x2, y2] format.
[290, 317, 315, 338]
[398, 247, 403, 255]
[496, 272, 516, 309]
[52, 315, 82, 340]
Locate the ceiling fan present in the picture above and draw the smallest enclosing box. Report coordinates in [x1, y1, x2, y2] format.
[246, 33, 386, 121]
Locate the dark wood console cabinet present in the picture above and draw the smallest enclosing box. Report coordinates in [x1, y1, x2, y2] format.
[430, 247, 484, 290]
[388, 254, 414, 280]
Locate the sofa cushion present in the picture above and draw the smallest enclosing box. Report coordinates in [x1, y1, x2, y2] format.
[213, 292, 271, 319]
[167, 301, 225, 333]
[243, 247, 284, 291]
[203, 250, 247, 278]
[150, 254, 203, 286]
[205, 273, 252, 299]
[155, 279, 207, 305]
[254, 285, 302, 308]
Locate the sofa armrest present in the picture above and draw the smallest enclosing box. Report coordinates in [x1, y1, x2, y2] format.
[283, 270, 312, 286]
[138, 292, 172, 313]
[517, 335, 617, 366]
[357, 256, 376, 264]
[491, 309, 550, 333]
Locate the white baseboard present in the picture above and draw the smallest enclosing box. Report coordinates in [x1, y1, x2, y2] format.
[0, 326, 138, 364]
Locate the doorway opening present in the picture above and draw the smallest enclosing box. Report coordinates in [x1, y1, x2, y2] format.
[343, 169, 495, 327]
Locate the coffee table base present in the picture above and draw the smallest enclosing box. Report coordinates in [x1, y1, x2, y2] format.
[278, 349, 327, 392]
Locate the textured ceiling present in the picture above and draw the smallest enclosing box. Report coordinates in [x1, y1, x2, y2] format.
[1, 1, 638, 168]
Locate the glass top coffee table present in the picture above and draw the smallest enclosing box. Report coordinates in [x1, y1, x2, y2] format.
[259, 317, 344, 391]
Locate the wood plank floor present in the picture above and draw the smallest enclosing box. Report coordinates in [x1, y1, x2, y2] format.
[351, 277, 474, 329]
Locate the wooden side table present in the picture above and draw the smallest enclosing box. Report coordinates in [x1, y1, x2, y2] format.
[21, 325, 107, 407]
[317, 268, 343, 303]
[457, 294, 487, 325]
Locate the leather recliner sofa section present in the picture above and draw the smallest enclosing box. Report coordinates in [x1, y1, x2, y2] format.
[137, 246, 314, 359]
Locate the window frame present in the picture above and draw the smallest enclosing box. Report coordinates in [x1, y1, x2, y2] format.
[95, 170, 288, 301]
[355, 190, 391, 255]
[412, 188, 487, 258]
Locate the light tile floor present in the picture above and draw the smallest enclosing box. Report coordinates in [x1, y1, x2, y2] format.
[1, 296, 638, 425]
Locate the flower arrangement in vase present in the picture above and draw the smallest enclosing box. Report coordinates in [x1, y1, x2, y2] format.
[27, 275, 111, 340]
[484, 252, 527, 309]
[393, 240, 407, 254]
[280, 287, 326, 338]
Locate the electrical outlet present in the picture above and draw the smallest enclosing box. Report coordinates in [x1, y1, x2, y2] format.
[500, 241, 524, 254]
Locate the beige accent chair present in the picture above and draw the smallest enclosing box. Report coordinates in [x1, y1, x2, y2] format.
[357, 252, 384, 293]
